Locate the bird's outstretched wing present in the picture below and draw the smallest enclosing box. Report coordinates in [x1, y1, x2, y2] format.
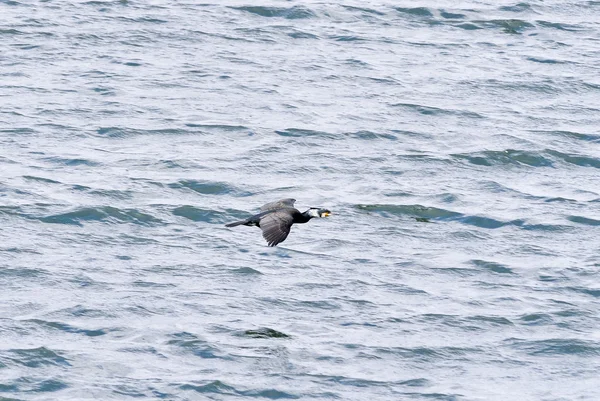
[259, 211, 294, 246]
[260, 198, 296, 212]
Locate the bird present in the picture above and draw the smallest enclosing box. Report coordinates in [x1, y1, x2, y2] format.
[225, 198, 331, 246]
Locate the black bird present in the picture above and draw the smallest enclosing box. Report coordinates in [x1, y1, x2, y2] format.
[225, 198, 331, 246]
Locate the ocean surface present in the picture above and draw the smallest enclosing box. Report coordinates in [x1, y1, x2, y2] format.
[1, 1, 600, 400]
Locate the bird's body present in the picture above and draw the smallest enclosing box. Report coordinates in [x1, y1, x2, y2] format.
[225, 198, 331, 246]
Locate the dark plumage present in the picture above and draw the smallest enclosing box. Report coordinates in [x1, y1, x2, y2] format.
[225, 198, 331, 246]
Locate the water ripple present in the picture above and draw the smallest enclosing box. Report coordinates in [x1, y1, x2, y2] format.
[1, 347, 70, 368]
[2, 1, 599, 400]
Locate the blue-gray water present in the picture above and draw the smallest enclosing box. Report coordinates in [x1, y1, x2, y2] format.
[1, 1, 600, 400]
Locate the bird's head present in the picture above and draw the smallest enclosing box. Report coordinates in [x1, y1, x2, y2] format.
[307, 208, 331, 218]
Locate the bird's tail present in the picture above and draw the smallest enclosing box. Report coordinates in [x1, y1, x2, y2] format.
[225, 220, 246, 228]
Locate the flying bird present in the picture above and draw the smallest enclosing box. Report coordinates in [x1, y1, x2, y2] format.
[225, 198, 331, 246]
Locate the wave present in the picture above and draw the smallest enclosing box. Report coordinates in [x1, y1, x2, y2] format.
[1, 346, 70, 368]
[172, 205, 227, 223]
[453, 148, 600, 169]
[184, 123, 249, 132]
[506, 338, 600, 356]
[42, 156, 100, 167]
[0, 127, 37, 135]
[342, 5, 386, 16]
[536, 20, 583, 31]
[391, 102, 483, 118]
[517, 313, 554, 326]
[275, 128, 337, 139]
[347, 130, 398, 140]
[238, 327, 290, 338]
[357, 204, 573, 231]
[357, 204, 462, 220]
[375, 345, 482, 361]
[275, 128, 398, 141]
[530, 130, 600, 142]
[452, 150, 553, 167]
[567, 215, 600, 226]
[470, 259, 514, 274]
[287, 30, 319, 39]
[23, 175, 61, 184]
[413, 313, 514, 330]
[395, 7, 434, 17]
[25, 319, 110, 337]
[232, 6, 315, 20]
[96, 126, 193, 138]
[440, 11, 466, 19]
[168, 179, 250, 196]
[39, 206, 163, 226]
[0, 266, 46, 278]
[390, 5, 582, 36]
[546, 150, 600, 169]
[180, 381, 299, 399]
[167, 332, 231, 360]
[0, 378, 68, 393]
[494, 4, 532, 14]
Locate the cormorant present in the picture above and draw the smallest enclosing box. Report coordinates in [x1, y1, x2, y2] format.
[225, 198, 331, 246]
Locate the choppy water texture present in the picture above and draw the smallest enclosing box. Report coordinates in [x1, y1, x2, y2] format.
[1, 1, 600, 400]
